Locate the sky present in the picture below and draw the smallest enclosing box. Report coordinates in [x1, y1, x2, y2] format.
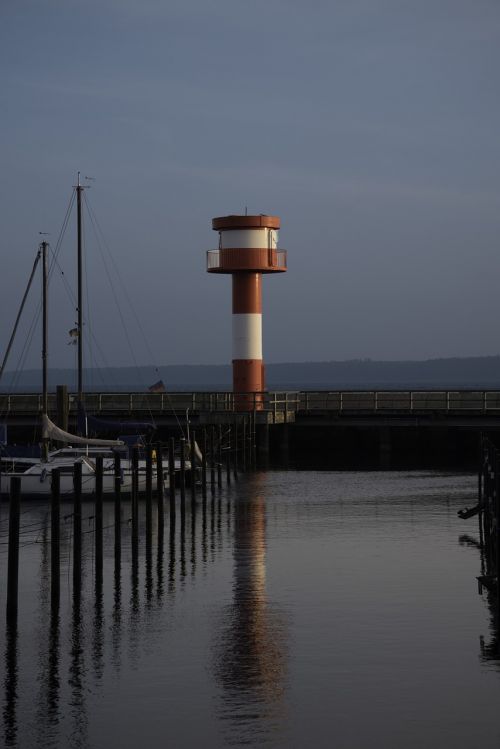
[1, 0, 499, 374]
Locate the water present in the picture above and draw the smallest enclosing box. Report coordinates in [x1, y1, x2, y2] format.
[1, 470, 499, 748]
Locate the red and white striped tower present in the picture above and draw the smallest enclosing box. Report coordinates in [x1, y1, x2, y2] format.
[207, 215, 287, 410]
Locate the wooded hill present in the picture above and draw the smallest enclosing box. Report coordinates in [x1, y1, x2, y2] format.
[3, 356, 500, 391]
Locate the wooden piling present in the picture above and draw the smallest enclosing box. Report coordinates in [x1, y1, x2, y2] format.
[495, 450, 500, 616]
[6, 476, 21, 624]
[131, 447, 139, 554]
[168, 437, 176, 518]
[210, 425, 216, 491]
[226, 427, 231, 485]
[252, 410, 257, 468]
[155, 441, 164, 529]
[114, 453, 122, 563]
[190, 430, 197, 507]
[180, 437, 186, 510]
[233, 421, 238, 479]
[95, 455, 103, 584]
[242, 416, 247, 471]
[73, 462, 82, 593]
[180, 501, 186, 580]
[51, 468, 60, 611]
[146, 444, 153, 541]
[217, 425, 223, 488]
[201, 428, 207, 500]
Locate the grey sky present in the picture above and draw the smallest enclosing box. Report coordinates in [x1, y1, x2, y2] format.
[1, 0, 499, 373]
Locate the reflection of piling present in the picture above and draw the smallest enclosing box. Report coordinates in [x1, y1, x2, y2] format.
[7, 477, 21, 624]
[73, 463, 82, 594]
[145, 445, 153, 602]
[4, 620, 18, 745]
[168, 514, 176, 593]
[51, 469, 61, 611]
[47, 607, 60, 732]
[180, 496, 186, 580]
[191, 499, 197, 578]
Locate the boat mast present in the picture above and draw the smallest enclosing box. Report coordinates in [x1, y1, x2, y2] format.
[41, 240, 49, 462]
[76, 171, 83, 405]
[0, 248, 41, 382]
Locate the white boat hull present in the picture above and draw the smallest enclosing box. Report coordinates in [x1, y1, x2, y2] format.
[0, 452, 192, 498]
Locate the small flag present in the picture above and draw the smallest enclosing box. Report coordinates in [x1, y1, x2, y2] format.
[68, 327, 79, 345]
[148, 379, 166, 393]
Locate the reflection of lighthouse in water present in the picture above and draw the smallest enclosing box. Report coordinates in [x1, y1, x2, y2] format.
[213, 475, 288, 742]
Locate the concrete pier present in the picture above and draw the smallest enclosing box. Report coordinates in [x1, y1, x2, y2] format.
[2, 389, 499, 469]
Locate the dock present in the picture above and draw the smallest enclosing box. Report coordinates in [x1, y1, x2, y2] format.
[3, 388, 500, 468]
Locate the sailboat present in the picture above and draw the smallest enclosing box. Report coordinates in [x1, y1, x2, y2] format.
[0, 177, 161, 497]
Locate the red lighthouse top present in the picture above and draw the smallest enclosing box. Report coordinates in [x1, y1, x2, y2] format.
[212, 214, 281, 231]
[207, 214, 287, 274]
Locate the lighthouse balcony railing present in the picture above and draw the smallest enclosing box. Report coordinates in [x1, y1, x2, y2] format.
[206, 249, 287, 271]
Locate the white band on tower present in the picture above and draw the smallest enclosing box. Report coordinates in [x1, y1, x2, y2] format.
[232, 314, 263, 361]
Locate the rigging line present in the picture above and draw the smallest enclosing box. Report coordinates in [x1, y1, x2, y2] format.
[84, 331, 121, 390]
[43, 188, 78, 327]
[78, 220, 116, 393]
[47, 189, 77, 300]
[83, 194, 148, 381]
[0, 190, 77, 408]
[83, 195, 159, 371]
[0, 257, 43, 407]
[0, 306, 39, 422]
[7, 295, 42, 398]
[49, 245, 76, 309]
[84, 192, 185, 435]
[49, 188, 76, 270]
[86, 346, 108, 392]
[0, 247, 41, 382]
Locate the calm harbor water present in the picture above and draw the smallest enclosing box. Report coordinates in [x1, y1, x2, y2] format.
[1, 470, 499, 748]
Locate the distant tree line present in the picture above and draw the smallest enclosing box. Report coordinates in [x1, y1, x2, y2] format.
[3, 355, 500, 391]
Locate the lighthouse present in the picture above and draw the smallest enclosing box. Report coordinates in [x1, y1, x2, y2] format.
[207, 214, 287, 410]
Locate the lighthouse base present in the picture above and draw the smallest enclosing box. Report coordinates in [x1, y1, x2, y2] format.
[233, 359, 265, 411]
